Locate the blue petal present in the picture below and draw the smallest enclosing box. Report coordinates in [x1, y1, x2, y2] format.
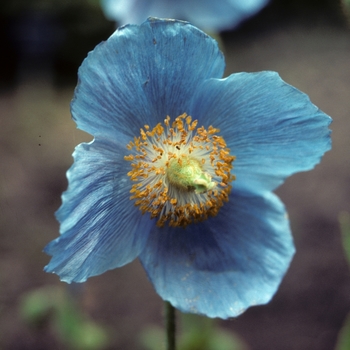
[71, 18, 224, 139]
[101, 0, 269, 31]
[183, 0, 269, 31]
[139, 190, 295, 319]
[44, 137, 154, 283]
[190, 71, 332, 193]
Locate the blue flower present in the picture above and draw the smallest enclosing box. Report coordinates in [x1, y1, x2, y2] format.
[101, 0, 269, 31]
[44, 18, 332, 319]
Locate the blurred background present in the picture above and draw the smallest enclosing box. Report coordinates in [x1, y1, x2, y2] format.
[1, 0, 350, 349]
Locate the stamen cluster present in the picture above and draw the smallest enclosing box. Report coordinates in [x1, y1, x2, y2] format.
[124, 113, 235, 227]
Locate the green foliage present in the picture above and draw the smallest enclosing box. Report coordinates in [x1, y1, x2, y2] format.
[140, 313, 248, 350]
[336, 313, 350, 350]
[20, 286, 110, 350]
[179, 314, 247, 350]
[139, 326, 164, 350]
[335, 212, 350, 350]
[339, 212, 350, 266]
[342, 0, 350, 23]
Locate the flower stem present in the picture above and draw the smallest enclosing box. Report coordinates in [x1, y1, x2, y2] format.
[165, 301, 176, 350]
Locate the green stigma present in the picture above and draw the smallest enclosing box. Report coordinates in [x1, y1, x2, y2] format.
[166, 156, 216, 194]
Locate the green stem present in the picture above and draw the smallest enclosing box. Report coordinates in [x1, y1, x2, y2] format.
[165, 301, 176, 350]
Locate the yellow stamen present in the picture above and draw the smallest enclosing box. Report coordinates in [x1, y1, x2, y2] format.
[124, 113, 235, 228]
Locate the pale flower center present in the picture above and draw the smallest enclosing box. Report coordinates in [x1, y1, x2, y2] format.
[124, 113, 235, 228]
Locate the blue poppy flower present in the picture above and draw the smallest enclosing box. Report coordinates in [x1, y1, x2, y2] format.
[44, 18, 332, 319]
[101, 0, 269, 31]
